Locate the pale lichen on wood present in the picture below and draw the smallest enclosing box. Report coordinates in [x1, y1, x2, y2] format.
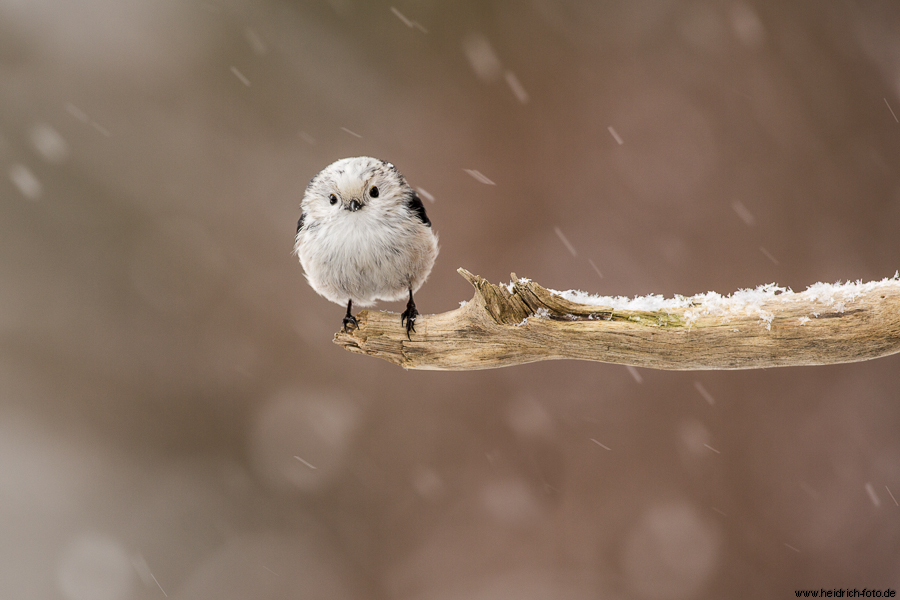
[333, 268, 900, 371]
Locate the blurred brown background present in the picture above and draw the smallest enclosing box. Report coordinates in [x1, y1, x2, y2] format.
[1, 1, 899, 598]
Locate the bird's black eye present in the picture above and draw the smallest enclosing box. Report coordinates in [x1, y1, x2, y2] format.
[329, 194, 337, 205]
[369, 186, 379, 198]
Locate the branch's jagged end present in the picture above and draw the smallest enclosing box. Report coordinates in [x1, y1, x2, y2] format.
[333, 269, 900, 371]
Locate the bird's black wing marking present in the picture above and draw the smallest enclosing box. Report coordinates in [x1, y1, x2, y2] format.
[296, 211, 305, 234]
[407, 191, 431, 227]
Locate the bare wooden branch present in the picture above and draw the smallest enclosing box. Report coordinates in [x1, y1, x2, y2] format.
[333, 268, 900, 371]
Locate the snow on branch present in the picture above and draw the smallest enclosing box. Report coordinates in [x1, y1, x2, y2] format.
[333, 268, 900, 371]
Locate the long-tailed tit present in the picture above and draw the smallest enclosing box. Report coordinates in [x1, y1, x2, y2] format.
[294, 157, 438, 338]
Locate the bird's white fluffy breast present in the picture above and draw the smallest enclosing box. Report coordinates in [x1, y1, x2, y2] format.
[297, 195, 438, 307]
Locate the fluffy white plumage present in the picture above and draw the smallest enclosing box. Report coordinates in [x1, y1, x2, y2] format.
[294, 156, 438, 333]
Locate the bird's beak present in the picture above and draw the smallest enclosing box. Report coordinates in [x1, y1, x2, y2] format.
[347, 198, 362, 212]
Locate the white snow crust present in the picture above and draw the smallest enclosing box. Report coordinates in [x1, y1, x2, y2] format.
[530, 272, 899, 330]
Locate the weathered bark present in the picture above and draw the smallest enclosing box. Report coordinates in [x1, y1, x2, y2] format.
[333, 268, 900, 371]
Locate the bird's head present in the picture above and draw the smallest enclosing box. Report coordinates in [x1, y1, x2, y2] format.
[301, 156, 411, 223]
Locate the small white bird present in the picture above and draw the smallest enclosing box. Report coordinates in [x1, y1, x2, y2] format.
[294, 157, 439, 338]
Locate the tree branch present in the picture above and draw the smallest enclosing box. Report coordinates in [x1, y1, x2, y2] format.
[333, 268, 900, 371]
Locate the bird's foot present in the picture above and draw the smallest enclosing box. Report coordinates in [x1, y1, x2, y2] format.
[342, 313, 359, 332]
[400, 303, 418, 340]
[342, 300, 358, 332]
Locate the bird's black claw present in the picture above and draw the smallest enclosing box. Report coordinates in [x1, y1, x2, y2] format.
[400, 305, 418, 340]
[342, 313, 359, 332]
[341, 300, 358, 333]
